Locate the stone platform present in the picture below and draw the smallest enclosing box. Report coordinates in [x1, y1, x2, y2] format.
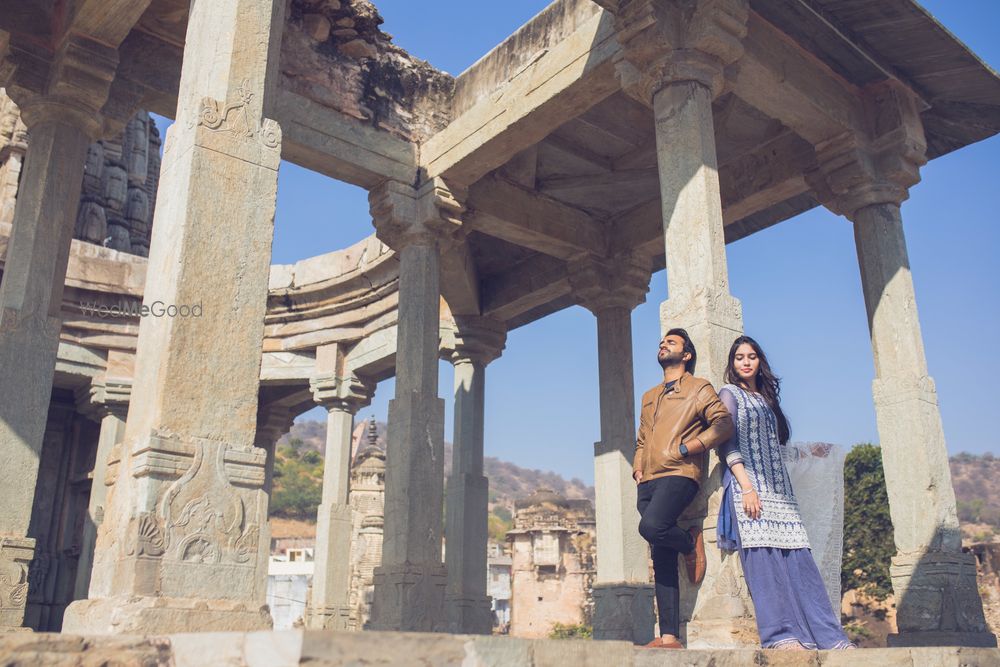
[1, 631, 998, 666]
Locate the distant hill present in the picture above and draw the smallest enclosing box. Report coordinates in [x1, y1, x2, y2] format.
[950, 452, 1000, 542]
[278, 418, 594, 506]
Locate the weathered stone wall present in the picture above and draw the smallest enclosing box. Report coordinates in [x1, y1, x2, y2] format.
[507, 490, 596, 638]
[450, 0, 603, 116]
[282, 0, 454, 142]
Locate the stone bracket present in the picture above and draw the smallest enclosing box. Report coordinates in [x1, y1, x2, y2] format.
[809, 81, 927, 216]
[369, 178, 466, 251]
[568, 255, 651, 313]
[610, 0, 749, 104]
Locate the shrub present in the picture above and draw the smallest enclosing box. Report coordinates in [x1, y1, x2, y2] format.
[549, 623, 592, 639]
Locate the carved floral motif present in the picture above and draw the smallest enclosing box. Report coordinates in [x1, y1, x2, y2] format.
[127, 440, 263, 567]
[197, 79, 280, 149]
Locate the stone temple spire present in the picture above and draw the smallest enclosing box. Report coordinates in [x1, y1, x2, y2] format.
[367, 416, 378, 448]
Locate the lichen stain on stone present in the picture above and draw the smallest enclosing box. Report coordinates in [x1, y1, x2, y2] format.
[283, 0, 455, 142]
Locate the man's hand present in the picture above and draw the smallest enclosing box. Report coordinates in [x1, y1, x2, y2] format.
[633, 470, 643, 484]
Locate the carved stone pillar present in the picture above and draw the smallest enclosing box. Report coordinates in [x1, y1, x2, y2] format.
[0, 36, 115, 632]
[811, 82, 995, 648]
[608, 0, 754, 646]
[570, 256, 656, 644]
[72, 373, 132, 601]
[443, 315, 506, 634]
[61, 0, 286, 634]
[305, 353, 374, 631]
[368, 178, 463, 632]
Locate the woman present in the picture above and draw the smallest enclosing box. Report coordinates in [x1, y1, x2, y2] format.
[716, 335, 854, 650]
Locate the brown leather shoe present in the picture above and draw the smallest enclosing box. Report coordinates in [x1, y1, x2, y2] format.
[642, 637, 684, 649]
[684, 526, 706, 584]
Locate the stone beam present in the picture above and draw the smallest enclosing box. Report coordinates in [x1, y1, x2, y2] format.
[421, 8, 620, 186]
[69, 0, 153, 49]
[277, 90, 417, 188]
[440, 239, 481, 316]
[466, 175, 606, 260]
[719, 130, 814, 222]
[609, 131, 816, 258]
[481, 255, 572, 323]
[730, 12, 865, 145]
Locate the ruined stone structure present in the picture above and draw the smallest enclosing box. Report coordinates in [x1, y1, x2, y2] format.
[507, 490, 596, 638]
[345, 418, 386, 630]
[1, 95, 161, 256]
[1, 0, 999, 652]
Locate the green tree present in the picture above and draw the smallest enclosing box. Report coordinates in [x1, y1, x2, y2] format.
[488, 511, 513, 543]
[269, 440, 324, 520]
[842, 443, 895, 600]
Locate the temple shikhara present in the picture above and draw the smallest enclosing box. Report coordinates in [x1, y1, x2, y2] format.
[0, 0, 998, 663]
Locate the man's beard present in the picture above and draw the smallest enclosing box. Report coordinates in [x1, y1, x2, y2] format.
[658, 350, 685, 370]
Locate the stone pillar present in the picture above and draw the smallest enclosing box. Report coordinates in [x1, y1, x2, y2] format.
[306, 351, 374, 630]
[444, 316, 506, 634]
[368, 178, 463, 632]
[72, 374, 132, 601]
[610, 0, 754, 646]
[811, 83, 995, 647]
[0, 37, 116, 631]
[570, 257, 656, 645]
[61, 0, 287, 634]
[254, 404, 295, 499]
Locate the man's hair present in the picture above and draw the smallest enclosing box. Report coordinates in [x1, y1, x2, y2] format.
[666, 327, 697, 374]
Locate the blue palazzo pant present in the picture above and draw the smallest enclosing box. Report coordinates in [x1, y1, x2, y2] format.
[723, 483, 853, 649]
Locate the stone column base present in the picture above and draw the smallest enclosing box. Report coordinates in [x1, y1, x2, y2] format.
[370, 563, 446, 632]
[62, 595, 272, 635]
[445, 594, 492, 635]
[304, 603, 354, 631]
[0, 536, 35, 630]
[592, 583, 654, 645]
[890, 550, 993, 645]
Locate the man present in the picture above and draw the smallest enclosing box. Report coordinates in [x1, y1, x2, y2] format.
[634, 328, 734, 649]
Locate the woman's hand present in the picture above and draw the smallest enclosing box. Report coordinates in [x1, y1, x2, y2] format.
[633, 470, 643, 485]
[742, 488, 762, 520]
[809, 443, 832, 458]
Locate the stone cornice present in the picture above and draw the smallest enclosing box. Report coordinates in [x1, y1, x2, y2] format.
[608, 0, 748, 104]
[808, 81, 927, 218]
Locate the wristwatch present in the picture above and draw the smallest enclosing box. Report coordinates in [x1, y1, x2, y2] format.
[679, 443, 689, 458]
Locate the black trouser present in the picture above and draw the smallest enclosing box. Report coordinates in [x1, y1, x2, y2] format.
[636, 475, 699, 638]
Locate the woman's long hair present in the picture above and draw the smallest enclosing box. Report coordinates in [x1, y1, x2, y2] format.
[725, 335, 791, 445]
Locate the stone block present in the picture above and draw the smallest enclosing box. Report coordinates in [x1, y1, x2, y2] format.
[532, 638, 635, 667]
[592, 583, 655, 645]
[300, 630, 466, 665]
[61, 595, 272, 635]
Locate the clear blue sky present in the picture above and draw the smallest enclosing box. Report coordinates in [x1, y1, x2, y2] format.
[158, 1, 1000, 485]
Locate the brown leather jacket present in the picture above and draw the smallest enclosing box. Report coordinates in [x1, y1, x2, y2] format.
[633, 372, 734, 485]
